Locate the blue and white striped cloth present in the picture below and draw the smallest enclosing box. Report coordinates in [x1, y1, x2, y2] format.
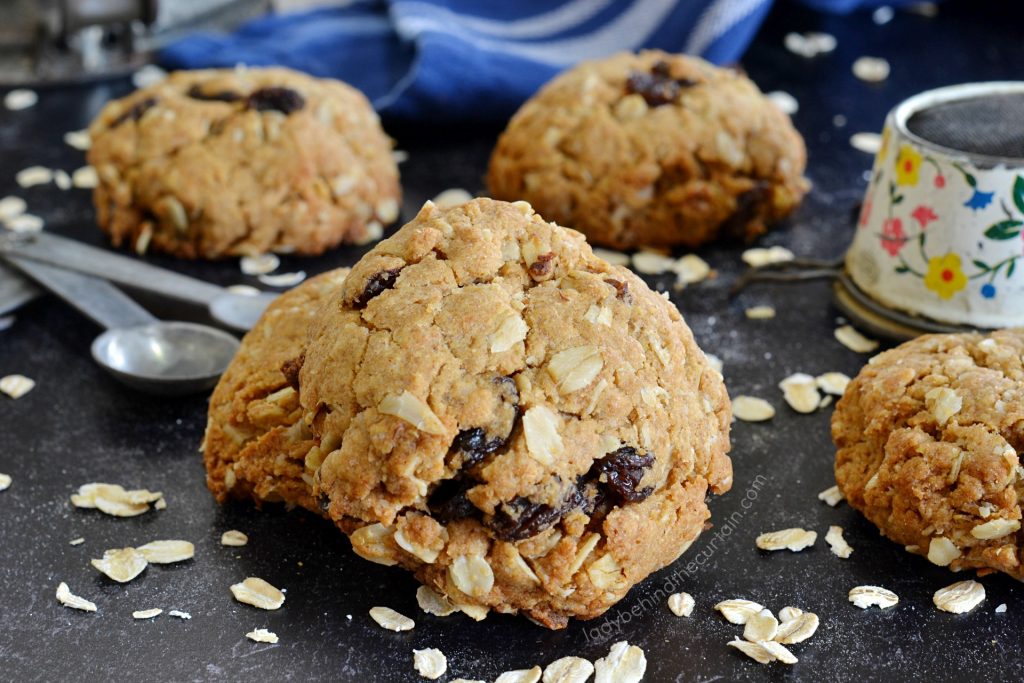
[159, 0, 887, 121]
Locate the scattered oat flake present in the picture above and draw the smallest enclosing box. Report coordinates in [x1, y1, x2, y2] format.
[222, 530, 249, 547]
[743, 608, 779, 642]
[825, 525, 853, 558]
[715, 599, 766, 625]
[1, 374, 35, 398]
[850, 132, 883, 154]
[258, 271, 306, 288]
[15, 166, 53, 188]
[495, 668, 542, 683]
[742, 245, 794, 268]
[69, 537, 84, 545]
[927, 536, 961, 566]
[246, 628, 279, 644]
[137, 540, 194, 564]
[996, 603, 1007, 614]
[168, 610, 192, 619]
[668, 591, 695, 617]
[133, 608, 162, 620]
[849, 585, 899, 609]
[132, 64, 167, 88]
[543, 656, 595, 683]
[816, 372, 851, 395]
[392, 150, 409, 163]
[0, 473, 10, 491]
[835, 324, 879, 353]
[594, 641, 646, 683]
[413, 648, 447, 680]
[6, 213, 44, 233]
[227, 284, 262, 297]
[5, 89, 37, 110]
[0, 195, 27, 220]
[853, 56, 891, 83]
[54, 170, 71, 190]
[784, 31, 836, 58]
[154, 496, 167, 510]
[231, 577, 285, 610]
[745, 305, 776, 320]
[767, 90, 798, 115]
[732, 396, 775, 422]
[592, 247, 631, 267]
[71, 482, 162, 517]
[240, 254, 280, 276]
[369, 605, 414, 631]
[71, 166, 99, 189]
[91, 547, 148, 583]
[779, 373, 821, 413]
[674, 253, 711, 285]
[64, 129, 91, 150]
[729, 639, 797, 665]
[432, 188, 474, 209]
[818, 485, 844, 507]
[872, 5, 895, 24]
[775, 611, 819, 644]
[756, 528, 817, 552]
[631, 250, 676, 274]
[933, 580, 985, 614]
[416, 585, 457, 617]
[56, 582, 97, 612]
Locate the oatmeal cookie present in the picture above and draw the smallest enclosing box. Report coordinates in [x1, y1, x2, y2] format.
[298, 198, 732, 628]
[487, 51, 808, 250]
[833, 330, 1024, 579]
[203, 268, 349, 512]
[88, 67, 400, 259]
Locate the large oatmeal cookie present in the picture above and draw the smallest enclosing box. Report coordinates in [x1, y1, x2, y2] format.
[487, 51, 808, 250]
[88, 67, 400, 259]
[203, 268, 349, 513]
[833, 330, 1024, 579]
[298, 198, 732, 628]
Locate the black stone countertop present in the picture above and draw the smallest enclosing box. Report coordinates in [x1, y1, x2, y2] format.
[3, 2, 1024, 681]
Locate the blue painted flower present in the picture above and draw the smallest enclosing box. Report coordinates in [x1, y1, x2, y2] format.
[981, 283, 997, 299]
[964, 190, 994, 211]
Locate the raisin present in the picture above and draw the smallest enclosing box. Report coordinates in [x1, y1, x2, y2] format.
[246, 86, 306, 114]
[603, 278, 631, 303]
[485, 489, 575, 541]
[428, 479, 481, 523]
[187, 84, 242, 102]
[353, 268, 402, 307]
[625, 60, 697, 107]
[450, 427, 506, 468]
[281, 353, 304, 391]
[591, 447, 654, 503]
[111, 97, 157, 128]
[722, 181, 771, 241]
[528, 252, 556, 280]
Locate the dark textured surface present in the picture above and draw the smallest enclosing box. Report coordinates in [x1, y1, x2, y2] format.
[2, 3, 1024, 681]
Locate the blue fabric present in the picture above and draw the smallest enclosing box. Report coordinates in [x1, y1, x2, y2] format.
[159, 0, 918, 121]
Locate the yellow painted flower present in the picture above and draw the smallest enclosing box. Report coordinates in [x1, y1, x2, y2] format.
[924, 253, 967, 299]
[895, 144, 922, 186]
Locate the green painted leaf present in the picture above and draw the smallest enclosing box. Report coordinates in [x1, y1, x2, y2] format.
[895, 265, 910, 274]
[1014, 176, 1024, 215]
[893, 195, 904, 205]
[965, 172, 977, 188]
[984, 220, 1023, 240]
[1009, 260, 1017, 278]
[972, 260, 990, 271]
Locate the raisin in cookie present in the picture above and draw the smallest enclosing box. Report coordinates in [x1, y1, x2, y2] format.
[88, 67, 400, 259]
[203, 268, 349, 512]
[833, 330, 1024, 579]
[298, 198, 732, 628]
[487, 51, 808, 250]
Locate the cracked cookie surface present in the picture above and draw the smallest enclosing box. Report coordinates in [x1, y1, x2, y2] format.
[833, 330, 1024, 579]
[88, 67, 400, 259]
[203, 268, 349, 512]
[298, 198, 732, 627]
[487, 51, 808, 250]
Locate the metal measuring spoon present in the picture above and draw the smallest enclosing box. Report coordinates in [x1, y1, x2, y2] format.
[0, 232, 277, 331]
[6, 255, 239, 396]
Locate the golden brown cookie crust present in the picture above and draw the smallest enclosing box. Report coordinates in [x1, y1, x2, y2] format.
[88, 67, 400, 259]
[299, 198, 732, 627]
[833, 329, 1024, 579]
[487, 51, 809, 250]
[203, 268, 349, 512]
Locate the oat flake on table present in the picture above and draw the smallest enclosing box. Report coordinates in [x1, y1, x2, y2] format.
[818, 484, 844, 507]
[731, 395, 775, 422]
[133, 608, 162, 619]
[835, 324, 879, 353]
[258, 271, 306, 288]
[240, 254, 280, 276]
[594, 641, 646, 683]
[849, 585, 899, 609]
[369, 605, 414, 631]
[0, 473, 10, 491]
[543, 656, 594, 683]
[715, 599, 765, 625]
[71, 166, 99, 189]
[494, 667, 542, 683]
[1, 374, 35, 398]
[64, 129, 91, 150]
[15, 166, 53, 188]
[6, 213, 44, 233]
[933, 580, 985, 614]
[221, 530, 249, 547]
[741, 245, 794, 268]
[412, 648, 447, 680]
[432, 188, 474, 209]
[849, 132, 883, 154]
[756, 528, 817, 552]
[4, 89, 37, 110]
[246, 628, 279, 644]
[667, 591, 695, 617]
[825, 525, 854, 558]
[0, 195, 27, 220]
[231, 577, 285, 610]
[56, 582, 97, 612]
[852, 56, 891, 83]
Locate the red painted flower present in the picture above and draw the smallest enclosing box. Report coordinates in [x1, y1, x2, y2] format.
[881, 218, 905, 256]
[858, 196, 873, 227]
[912, 204, 938, 229]
[934, 174, 946, 188]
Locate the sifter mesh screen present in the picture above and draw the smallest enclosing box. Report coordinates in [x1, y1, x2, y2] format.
[906, 93, 1024, 159]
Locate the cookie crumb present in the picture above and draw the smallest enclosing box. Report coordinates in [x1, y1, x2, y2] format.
[221, 530, 249, 547]
[732, 396, 775, 422]
[756, 528, 817, 552]
[849, 585, 898, 609]
[133, 608, 162, 620]
[168, 610, 192, 619]
[667, 592, 695, 617]
[369, 606, 414, 632]
[933, 580, 985, 614]
[817, 485, 844, 507]
[834, 324, 879, 353]
[0, 374, 35, 399]
[825, 525, 853, 558]
[246, 628, 279, 644]
[413, 648, 447, 680]
[231, 577, 285, 610]
[56, 582, 97, 612]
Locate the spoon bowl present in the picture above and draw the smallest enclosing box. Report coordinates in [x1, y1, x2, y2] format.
[91, 322, 240, 396]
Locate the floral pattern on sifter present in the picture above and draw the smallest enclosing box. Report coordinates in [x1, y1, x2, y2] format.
[858, 142, 1024, 302]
